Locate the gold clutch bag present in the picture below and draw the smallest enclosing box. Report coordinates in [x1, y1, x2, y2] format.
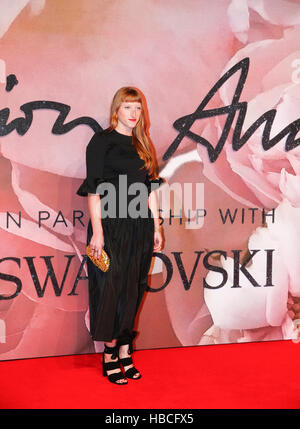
[86, 245, 110, 272]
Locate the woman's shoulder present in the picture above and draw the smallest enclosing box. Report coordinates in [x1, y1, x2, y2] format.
[90, 128, 113, 141]
[87, 128, 114, 150]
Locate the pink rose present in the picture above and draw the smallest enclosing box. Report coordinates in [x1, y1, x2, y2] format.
[227, 0, 300, 44]
[198, 25, 300, 209]
[202, 199, 300, 343]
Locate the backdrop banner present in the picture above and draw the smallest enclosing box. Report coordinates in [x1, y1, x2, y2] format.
[1, 0, 300, 360]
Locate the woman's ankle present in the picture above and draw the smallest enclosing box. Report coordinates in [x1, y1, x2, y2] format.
[104, 339, 117, 348]
[119, 344, 130, 358]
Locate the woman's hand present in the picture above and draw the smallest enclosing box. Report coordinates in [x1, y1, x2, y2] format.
[153, 230, 163, 252]
[89, 232, 105, 259]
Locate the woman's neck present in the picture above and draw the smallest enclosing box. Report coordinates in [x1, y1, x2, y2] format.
[115, 124, 132, 136]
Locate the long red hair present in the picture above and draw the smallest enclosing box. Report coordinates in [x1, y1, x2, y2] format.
[108, 87, 159, 180]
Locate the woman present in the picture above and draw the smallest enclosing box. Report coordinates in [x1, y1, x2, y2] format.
[77, 87, 164, 385]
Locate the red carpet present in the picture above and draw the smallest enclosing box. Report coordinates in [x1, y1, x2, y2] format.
[0, 340, 299, 409]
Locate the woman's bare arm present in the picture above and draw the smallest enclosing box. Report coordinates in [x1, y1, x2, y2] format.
[148, 190, 163, 251]
[148, 190, 161, 231]
[88, 193, 104, 258]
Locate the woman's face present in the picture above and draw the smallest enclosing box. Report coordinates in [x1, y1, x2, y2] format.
[116, 101, 142, 134]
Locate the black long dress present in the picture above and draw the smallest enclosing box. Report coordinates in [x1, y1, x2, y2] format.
[76, 128, 164, 343]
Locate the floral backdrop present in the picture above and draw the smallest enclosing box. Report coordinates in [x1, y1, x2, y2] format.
[0, 0, 300, 360]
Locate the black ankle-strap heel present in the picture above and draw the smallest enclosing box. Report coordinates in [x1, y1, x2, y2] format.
[102, 344, 128, 385]
[117, 331, 142, 380]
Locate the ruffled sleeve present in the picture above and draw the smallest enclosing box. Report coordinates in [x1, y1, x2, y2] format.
[144, 173, 165, 195]
[76, 132, 108, 197]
